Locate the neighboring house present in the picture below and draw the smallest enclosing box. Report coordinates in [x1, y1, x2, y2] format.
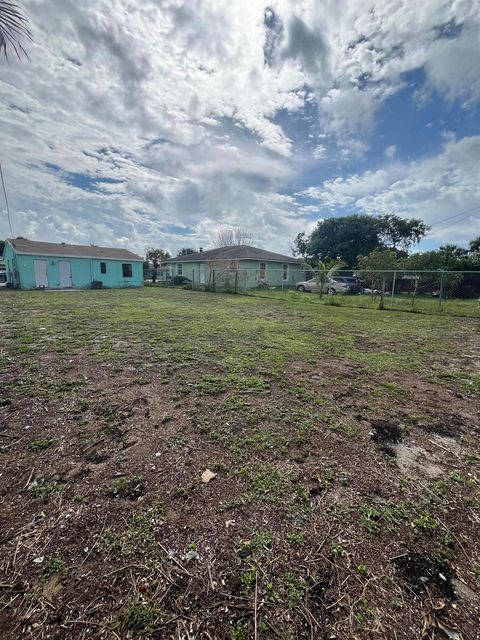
[2, 238, 144, 290]
[144, 265, 170, 282]
[167, 245, 307, 289]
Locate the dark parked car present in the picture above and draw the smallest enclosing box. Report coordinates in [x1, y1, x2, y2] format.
[173, 275, 192, 285]
[332, 276, 362, 294]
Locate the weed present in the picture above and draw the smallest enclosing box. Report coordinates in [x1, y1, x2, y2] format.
[436, 531, 454, 562]
[377, 381, 406, 397]
[28, 437, 54, 452]
[430, 479, 447, 501]
[42, 556, 68, 579]
[119, 598, 160, 633]
[329, 422, 358, 437]
[109, 475, 145, 499]
[230, 622, 247, 640]
[280, 571, 307, 608]
[31, 479, 65, 502]
[450, 471, 475, 487]
[287, 531, 306, 545]
[360, 502, 409, 534]
[414, 513, 438, 535]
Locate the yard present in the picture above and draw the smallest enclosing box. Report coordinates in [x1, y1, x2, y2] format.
[0, 288, 479, 639]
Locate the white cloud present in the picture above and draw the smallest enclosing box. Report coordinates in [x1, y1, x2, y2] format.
[384, 145, 396, 159]
[0, 0, 479, 255]
[312, 144, 327, 159]
[299, 135, 480, 246]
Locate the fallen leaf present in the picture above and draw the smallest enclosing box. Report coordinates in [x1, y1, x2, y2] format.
[202, 469, 216, 483]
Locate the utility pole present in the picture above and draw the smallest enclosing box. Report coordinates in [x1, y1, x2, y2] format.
[0, 162, 14, 237]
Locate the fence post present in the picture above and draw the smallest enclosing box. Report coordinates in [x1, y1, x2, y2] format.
[234, 269, 238, 294]
[438, 270, 445, 310]
[212, 269, 216, 292]
[192, 270, 195, 291]
[390, 270, 396, 309]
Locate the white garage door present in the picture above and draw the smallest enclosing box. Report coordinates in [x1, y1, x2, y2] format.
[33, 260, 48, 288]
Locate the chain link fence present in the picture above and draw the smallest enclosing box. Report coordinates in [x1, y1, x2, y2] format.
[144, 266, 480, 317]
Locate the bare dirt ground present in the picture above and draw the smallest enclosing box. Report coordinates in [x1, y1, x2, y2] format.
[0, 288, 479, 639]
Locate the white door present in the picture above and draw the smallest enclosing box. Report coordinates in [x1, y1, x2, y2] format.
[59, 261, 72, 288]
[33, 260, 48, 288]
[199, 264, 206, 284]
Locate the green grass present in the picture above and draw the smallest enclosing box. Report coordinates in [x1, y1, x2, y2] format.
[1, 287, 479, 640]
[1, 287, 472, 379]
[248, 289, 480, 318]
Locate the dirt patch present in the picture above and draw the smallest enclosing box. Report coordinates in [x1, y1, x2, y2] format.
[370, 420, 403, 444]
[1, 289, 479, 640]
[393, 552, 455, 600]
[393, 442, 445, 478]
[419, 414, 466, 438]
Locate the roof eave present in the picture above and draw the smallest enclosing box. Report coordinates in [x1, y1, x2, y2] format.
[11, 250, 143, 262]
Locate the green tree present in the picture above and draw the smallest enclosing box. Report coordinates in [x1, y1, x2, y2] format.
[358, 249, 400, 310]
[303, 215, 382, 267]
[296, 213, 428, 267]
[177, 247, 196, 256]
[0, 239, 4, 256]
[145, 247, 170, 283]
[315, 259, 344, 299]
[0, 1, 31, 59]
[469, 236, 480, 253]
[292, 232, 308, 259]
[378, 214, 429, 252]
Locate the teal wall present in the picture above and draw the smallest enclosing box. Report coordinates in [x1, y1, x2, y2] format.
[170, 259, 307, 289]
[3, 242, 143, 289]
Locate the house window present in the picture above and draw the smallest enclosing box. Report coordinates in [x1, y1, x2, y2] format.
[122, 263, 132, 278]
[282, 264, 288, 281]
[100, 262, 107, 274]
[259, 262, 267, 279]
[178, 264, 183, 276]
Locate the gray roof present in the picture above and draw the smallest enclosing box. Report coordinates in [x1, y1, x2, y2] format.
[7, 238, 143, 261]
[168, 245, 302, 264]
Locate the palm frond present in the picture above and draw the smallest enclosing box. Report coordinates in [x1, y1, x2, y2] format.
[0, 0, 32, 60]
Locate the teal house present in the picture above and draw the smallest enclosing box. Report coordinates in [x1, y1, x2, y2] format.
[167, 245, 307, 290]
[3, 238, 144, 290]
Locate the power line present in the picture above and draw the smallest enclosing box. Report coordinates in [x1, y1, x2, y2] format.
[424, 204, 480, 238]
[0, 162, 14, 238]
[429, 204, 480, 230]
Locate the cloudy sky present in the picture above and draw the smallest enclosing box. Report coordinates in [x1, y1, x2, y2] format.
[1, 0, 480, 257]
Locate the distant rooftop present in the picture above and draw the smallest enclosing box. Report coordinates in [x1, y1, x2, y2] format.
[7, 238, 143, 261]
[167, 245, 302, 264]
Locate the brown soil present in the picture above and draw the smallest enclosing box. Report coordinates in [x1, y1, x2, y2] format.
[0, 302, 479, 639]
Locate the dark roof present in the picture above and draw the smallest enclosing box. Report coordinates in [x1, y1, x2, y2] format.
[167, 245, 302, 264]
[7, 238, 143, 261]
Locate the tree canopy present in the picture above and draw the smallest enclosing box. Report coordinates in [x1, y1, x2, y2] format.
[469, 236, 480, 253]
[177, 247, 196, 256]
[145, 247, 170, 267]
[0, 1, 31, 60]
[294, 214, 429, 267]
[214, 226, 252, 248]
[145, 247, 171, 283]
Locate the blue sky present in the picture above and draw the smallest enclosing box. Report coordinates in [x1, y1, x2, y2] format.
[1, 0, 479, 256]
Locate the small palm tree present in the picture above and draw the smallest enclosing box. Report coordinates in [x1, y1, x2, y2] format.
[315, 259, 344, 299]
[0, 0, 31, 60]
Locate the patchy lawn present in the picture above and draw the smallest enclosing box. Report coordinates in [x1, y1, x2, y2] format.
[0, 288, 479, 639]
